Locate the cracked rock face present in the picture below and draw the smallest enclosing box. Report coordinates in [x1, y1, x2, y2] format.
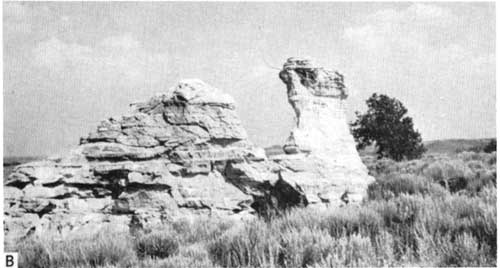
[4, 79, 289, 248]
[273, 57, 374, 207]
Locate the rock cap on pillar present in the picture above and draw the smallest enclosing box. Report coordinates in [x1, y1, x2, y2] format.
[279, 57, 347, 101]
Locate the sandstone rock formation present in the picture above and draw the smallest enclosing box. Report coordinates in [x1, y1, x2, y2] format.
[4, 59, 374, 248]
[4, 79, 281, 248]
[271, 57, 374, 206]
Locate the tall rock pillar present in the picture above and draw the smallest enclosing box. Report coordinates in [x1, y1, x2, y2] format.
[272, 57, 374, 206]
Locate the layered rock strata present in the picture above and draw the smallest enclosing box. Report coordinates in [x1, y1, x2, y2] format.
[4, 79, 288, 248]
[271, 57, 374, 206]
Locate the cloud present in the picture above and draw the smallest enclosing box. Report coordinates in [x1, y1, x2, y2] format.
[344, 4, 458, 53]
[4, 2, 35, 36]
[343, 3, 493, 83]
[341, 3, 495, 140]
[367, 3, 455, 25]
[100, 34, 141, 50]
[32, 34, 171, 90]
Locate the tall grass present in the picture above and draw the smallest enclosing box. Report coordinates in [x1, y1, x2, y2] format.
[17, 228, 137, 268]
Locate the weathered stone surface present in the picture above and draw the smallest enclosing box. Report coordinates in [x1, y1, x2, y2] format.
[4, 79, 271, 244]
[273, 57, 375, 205]
[224, 161, 281, 196]
[172, 171, 254, 212]
[5, 173, 31, 188]
[114, 190, 178, 214]
[52, 197, 114, 214]
[4, 187, 26, 216]
[81, 143, 168, 160]
[4, 186, 23, 201]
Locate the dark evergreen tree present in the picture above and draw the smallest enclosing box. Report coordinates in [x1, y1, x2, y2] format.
[483, 139, 496, 153]
[351, 93, 426, 161]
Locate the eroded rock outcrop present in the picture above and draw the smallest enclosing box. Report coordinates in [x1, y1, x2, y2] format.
[271, 57, 374, 206]
[4, 79, 284, 248]
[4, 59, 374, 248]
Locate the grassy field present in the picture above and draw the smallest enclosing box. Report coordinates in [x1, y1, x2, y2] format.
[10, 150, 496, 268]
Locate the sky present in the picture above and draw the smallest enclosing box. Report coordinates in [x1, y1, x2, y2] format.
[3, 2, 496, 156]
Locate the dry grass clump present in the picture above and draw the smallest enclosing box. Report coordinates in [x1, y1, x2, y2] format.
[134, 228, 179, 259]
[170, 215, 235, 244]
[17, 228, 137, 268]
[367, 172, 446, 200]
[138, 243, 215, 268]
[207, 220, 281, 267]
[319, 206, 383, 239]
[16, 238, 51, 268]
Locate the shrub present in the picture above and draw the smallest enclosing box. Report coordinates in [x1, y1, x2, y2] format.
[453, 196, 497, 256]
[371, 194, 427, 259]
[488, 153, 496, 166]
[366, 157, 399, 176]
[139, 243, 215, 268]
[207, 220, 281, 267]
[371, 231, 397, 266]
[135, 229, 180, 259]
[465, 169, 496, 194]
[477, 185, 497, 204]
[177, 243, 211, 263]
[55, 229, 137, 267]
[17, 228, 137, 268]
[367, 173, 446, 200]
[483, 139, 496, 153]
[17, 238, 51, 268]
[422, 160, 473, 182]
[315, 234, 378, 267]
[437, 233, 494, 267]
[171, 216, 234, 244]
[319, 205, 383, 239]
[278, 227, 335, 267]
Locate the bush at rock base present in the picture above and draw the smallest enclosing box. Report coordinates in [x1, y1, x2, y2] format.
[134, 229, 180, 259]
[17, 228, 137, 268]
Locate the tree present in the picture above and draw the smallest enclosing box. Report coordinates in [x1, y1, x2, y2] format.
[483, 139, 496, 153]
[350, 93, 426, 161]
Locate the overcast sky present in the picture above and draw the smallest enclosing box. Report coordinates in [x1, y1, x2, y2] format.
[3, 2, 495, 156]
